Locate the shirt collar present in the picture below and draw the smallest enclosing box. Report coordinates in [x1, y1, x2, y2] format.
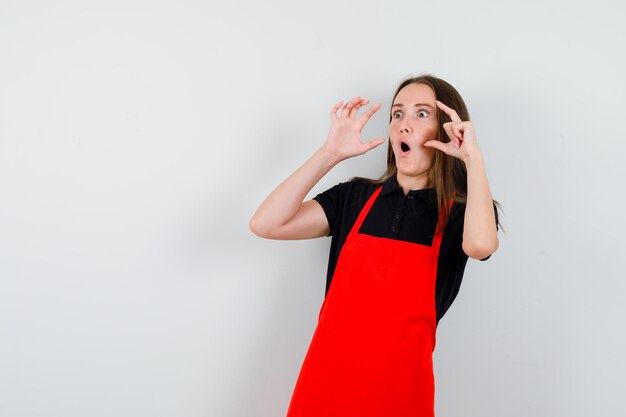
[381, 174, 436, 204]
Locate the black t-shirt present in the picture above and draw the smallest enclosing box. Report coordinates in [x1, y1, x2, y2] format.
[312, 174, 498, 326]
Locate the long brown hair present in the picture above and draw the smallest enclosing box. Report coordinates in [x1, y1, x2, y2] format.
[350, 74, 503, 235]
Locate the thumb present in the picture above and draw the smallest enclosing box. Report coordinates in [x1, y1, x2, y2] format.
[366, 138, 386, 151]
[423, 140, 444, 152]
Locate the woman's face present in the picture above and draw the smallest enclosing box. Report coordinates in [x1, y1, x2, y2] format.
[389, 83, 439, 176]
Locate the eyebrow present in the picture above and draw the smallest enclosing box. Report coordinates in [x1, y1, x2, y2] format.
[392, 103, 436, 110]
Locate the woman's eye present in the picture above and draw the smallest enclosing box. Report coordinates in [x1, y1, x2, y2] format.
[393, 109, 428, 118]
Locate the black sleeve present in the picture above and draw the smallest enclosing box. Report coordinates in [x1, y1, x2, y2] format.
[312, 182, 346, 237]
[456, 201, 499, 261]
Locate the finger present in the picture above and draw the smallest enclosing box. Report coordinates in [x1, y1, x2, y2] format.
[425, 140, 459, 155]
[363, 138, 386, 152]
[452, 124, 464, 142]
[443, 123, 462, 146]
[357, 102, 381, 128]
[436, 100, 462, 123]
[350, 102, 365, 118]
[330, 100, 343, 121]
[341, 96, 361, 118]
[423, 140, 446, 152]
[340, 97, 358, 118]
[450, 123, 463, 139]
[349, 98, 369, 119]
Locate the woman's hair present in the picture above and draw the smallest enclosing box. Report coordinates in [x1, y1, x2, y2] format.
[350, 74, 504, 235]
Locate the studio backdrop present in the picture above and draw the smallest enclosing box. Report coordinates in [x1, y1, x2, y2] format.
[1, 0, 624, 416]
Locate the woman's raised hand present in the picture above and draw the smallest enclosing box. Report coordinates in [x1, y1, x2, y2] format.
[423, 100, 481, 162]
[322, 96, 386, 163]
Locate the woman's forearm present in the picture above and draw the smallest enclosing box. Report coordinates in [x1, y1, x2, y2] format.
[249, 146, 341, 233]
[462, 151, 499, 259]
[250, 97, 384, 237]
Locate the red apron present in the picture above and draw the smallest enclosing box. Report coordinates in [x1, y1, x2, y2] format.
[286, 185, 450, 417]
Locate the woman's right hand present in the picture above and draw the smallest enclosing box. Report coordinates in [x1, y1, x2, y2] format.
[322, 96, 386, 163]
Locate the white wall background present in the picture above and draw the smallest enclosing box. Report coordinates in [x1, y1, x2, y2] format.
[1, 0, 624, 416]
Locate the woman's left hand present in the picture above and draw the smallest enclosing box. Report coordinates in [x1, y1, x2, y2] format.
[423, 100, 480, 162]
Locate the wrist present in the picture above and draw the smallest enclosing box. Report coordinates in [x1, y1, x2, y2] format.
[462, 151, 484, 167]
[317, 146, 343, 167]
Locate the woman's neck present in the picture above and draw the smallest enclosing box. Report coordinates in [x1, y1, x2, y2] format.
[396, 171, 432, 196]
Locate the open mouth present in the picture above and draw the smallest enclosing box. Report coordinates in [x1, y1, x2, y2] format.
[400, 141, 411, 154]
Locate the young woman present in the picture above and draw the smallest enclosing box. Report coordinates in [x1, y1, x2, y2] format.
[249, 74, 502, 417]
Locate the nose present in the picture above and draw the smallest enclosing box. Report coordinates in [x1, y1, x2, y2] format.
[399, 122, 412, 135]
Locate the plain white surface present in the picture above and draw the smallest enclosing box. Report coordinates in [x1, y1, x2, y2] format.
[1, 0, 625, 416]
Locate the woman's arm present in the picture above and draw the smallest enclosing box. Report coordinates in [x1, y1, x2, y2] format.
[248, 146, 340, 239]
[424, 100, 499, 260]
[249, 97, 385, 240]
[462, 152, 499, 260]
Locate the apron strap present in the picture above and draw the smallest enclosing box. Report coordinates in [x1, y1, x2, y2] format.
[348, 185, 383, 237]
